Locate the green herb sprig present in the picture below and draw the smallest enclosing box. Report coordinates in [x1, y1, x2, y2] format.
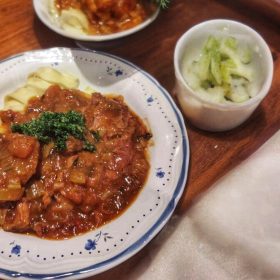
[156, 0, 170, 9]
[11, 111, 96, 152]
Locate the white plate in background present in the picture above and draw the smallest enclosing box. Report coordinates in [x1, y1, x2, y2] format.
[33, 0, 160, 41]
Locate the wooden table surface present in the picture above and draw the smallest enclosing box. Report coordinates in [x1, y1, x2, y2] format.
[0, 0, 280, 279]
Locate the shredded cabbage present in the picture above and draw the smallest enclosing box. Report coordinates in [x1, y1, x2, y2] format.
[187, 35, 254, 103]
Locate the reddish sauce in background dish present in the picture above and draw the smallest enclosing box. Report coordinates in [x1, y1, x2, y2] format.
[0, 86, 152, 239]
[55, 0, 157, 35]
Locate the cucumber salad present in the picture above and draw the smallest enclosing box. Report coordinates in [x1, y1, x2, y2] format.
[182, 35, 257, 103]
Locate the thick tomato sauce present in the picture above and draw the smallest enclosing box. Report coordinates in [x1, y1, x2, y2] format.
[0, 86, 151, 239]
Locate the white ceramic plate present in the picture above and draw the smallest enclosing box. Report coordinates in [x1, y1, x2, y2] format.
[0, 48, 189, 279]
[33, 0, 160, 41]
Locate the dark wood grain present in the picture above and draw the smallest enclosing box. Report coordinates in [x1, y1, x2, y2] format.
[227, 0, 280, 25]
[0, 0, 280, 278]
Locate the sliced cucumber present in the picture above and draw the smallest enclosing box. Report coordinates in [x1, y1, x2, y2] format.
[227, 77, 250, 103]
[185, 35, 254, 103]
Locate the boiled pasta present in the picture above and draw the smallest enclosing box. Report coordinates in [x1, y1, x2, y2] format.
[3, 67, 80, 111]
[29, 67, 79, 89]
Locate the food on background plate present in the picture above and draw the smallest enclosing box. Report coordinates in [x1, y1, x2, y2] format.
[181, 35, 258, 103]
[0, 68, 152, 239]
[49, 0, 159, 35]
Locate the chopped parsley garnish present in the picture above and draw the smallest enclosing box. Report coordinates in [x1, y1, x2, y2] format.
[83, 140, 96, 152]
[11, 111, 96, 152]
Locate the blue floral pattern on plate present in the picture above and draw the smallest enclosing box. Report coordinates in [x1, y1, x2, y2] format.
[9, 242, 21, 255]
[11, 245, 21, 255]
[156, 168, 165, 178]
[106, 66, 123, 77]
[85, 231, 113, 251]
[147, 96, 154, 106]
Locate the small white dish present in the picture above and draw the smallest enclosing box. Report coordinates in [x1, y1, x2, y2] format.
[33, 0, 160, 41]
[0, 48, 189, 279]
[174, 19, 274, 132]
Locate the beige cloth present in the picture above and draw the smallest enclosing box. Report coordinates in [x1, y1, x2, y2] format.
[94, 130, 280, 280]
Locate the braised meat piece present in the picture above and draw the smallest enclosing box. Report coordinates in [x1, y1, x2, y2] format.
[0, 133, 39, 201]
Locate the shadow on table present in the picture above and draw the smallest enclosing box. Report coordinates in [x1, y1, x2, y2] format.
[32, 16, 75, 49]
[187, 104, 268, 144]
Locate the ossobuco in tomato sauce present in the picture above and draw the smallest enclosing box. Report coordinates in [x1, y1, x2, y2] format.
[0, 85, 152, 239]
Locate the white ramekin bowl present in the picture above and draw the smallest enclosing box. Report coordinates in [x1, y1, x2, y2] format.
[174, 19, 274, 132]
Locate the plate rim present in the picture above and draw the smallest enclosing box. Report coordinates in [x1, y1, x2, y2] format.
[0, 47, 190, 279]
[32, 0, 160, 42]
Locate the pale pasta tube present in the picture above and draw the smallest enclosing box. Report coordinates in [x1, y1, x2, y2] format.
[48, 0, 57, 16]
[83, 86, 96, 94]
[0, 116, 5, 133]
[48, 0, 89, 34]
[60, 8, 89, 34]
[2, 67, 80, 112]
[3, 99, 25, 112]
[26, 76, 53, 93]
[29, 67, 79, 89]
[5, 86, 42, 106]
